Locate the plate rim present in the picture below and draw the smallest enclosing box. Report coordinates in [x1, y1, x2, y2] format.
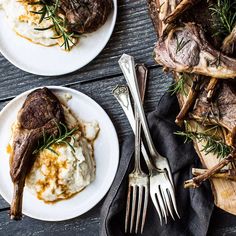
[0, 0, 117, 76]
[0, 86, 119, 221]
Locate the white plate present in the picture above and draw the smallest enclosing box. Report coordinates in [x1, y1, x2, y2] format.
[0, 86, 119, 221]
[0, 1, 117, 76]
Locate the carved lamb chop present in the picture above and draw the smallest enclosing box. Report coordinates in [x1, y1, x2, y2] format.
[58, 0, 113, 34]
[154, 23, 236, 78]
[190, 81, 236, 147]
[9, 88, 64, 220]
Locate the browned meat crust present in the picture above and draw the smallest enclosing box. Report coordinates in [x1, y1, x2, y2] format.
[10, 88, 64, 220]
[154, 23, 236, 78]
[59, 0, 113, 34]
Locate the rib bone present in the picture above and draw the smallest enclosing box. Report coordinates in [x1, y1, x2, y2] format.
[164, 0, 200, 24]
[175, 74, 200, 125]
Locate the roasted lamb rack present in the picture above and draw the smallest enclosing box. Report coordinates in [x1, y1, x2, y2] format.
[146, 0, 236, 193]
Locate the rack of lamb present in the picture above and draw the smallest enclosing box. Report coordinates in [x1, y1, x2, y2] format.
[147, 0, 236, 214]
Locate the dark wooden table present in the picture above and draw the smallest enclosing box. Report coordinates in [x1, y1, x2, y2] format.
[0, 0, 235, 235]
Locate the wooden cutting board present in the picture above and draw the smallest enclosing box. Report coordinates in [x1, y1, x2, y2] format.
[194, 142, 236, 215]
[177, 78, 236, 215]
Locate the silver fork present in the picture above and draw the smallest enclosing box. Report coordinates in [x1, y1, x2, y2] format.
[118, 54, 180, 223]
[113, 85, 175, 225]
[121, 65, 149, 234]
[124, 97, 149, 234]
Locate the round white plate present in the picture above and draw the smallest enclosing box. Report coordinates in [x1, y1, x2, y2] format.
[0, 1, 117, 76]
[0, 86, 119, 221]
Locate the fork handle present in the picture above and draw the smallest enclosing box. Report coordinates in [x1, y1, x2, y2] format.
[118, 54, 158, 158]
[134, 64, 146, 172]
[113, 85, 155, 171]
[136, 64, 147, 103]
[134, 104, 142, 172]
[135, 64, 148, 172]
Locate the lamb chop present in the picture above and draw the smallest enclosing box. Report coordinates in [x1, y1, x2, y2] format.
[154, 22, 236, 78]
[58, 0, 113, 34]
[147, 0, 236, 126]
[9, 88, 64, 220]
[190, 81, 236, 147]
[148, 0, 236, 78]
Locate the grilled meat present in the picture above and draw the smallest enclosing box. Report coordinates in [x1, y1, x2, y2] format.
[148, 0, 236, 75]
[190, 81, 236, 147]
[147, 0, 236, 146]
[154, 23, 236, 78]
[10, 88, 64, 220]
[147, 0, 236, 204]
[58, 0, 113, 34]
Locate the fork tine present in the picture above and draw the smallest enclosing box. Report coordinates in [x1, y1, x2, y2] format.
[156, 187, 167, 224]
[162, 187, 175, 220]
[160, 186, 170, 218]
[130, 186, 137, 233]
[165, 166, 174, 187]
[150, 191, 162, 225]
[125, 185, 132, 233]
[167, 187, 180, 219]
[141, 186, 148, 233]
[135, 186, 142, 233]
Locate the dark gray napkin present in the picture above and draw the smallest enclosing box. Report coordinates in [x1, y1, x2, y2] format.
[100, 92, 214, 236]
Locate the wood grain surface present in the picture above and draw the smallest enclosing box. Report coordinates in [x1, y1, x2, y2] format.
[0, 0, 235, 235]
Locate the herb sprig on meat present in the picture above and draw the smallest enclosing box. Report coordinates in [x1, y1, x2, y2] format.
[30, 0, 80, 51]
[33, 122, 78, 155]
[169, 73, 190, 96]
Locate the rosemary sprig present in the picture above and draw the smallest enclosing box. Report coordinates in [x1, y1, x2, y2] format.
[210, 0, 236, 38]
[206, 52, 221, 68]
[175, 123, 232, 158]
[30, 0, 80, 51]
[175, 36, 190, 54]
[169, 73, 189, 96]
[33, 123, 78, 156]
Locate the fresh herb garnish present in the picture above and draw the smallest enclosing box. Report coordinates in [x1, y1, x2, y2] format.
[205, 53, 221, 68]
[33, 122, 78, 156]
[210, 0, 236, 38]
[175, 36, 190, 54]
[175, 121, 232, 158]
[169, 73, 189, 96]
[30, 0, 80, 51]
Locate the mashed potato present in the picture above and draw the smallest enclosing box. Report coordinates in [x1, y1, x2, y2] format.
[26, 131, 97, 202]
[24, 98, 100, 203]
[0, 0, 76, 48]
[0, 0, 58, 46]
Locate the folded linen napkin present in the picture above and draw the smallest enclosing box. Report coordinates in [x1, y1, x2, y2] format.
[100, 92, 215, 236]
